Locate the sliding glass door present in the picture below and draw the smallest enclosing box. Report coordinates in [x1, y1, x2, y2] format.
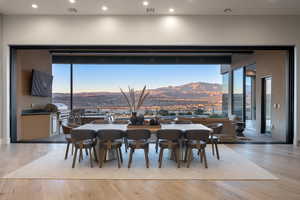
[232, 67, 245, 120]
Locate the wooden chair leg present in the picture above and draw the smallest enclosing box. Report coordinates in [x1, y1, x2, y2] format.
[144, 148, 149, 168]
[93, 146, 98, 162]
[124, 138, 128, 153]
[199, 148, 203, 163]
[71, 144, 74, 155]
[128, 148, 134, 168]
[89, 148, 93, 168]
[158, 148, 164, 168]
[155, 138, 159, 153]
[99, 148, 105, 168]
[85, 148, 88, 156]
[215, 141, 220, 160]
[72, 147, 78, 168]
[176, 148, 180, 168]
[79, 147, 83, 162]
[184, 147, 189, 162]
[103, 149, 107, 162]
[187, 148, 193, 168]
[65, 142, 70, 160]
[115, 148, 121, 168]
[211, 139, 215, 156]
[203, 148, 208, 168]
[118, 147, 123, 163]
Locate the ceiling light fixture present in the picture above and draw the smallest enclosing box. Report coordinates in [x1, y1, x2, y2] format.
[224, 8, 232, 13]
[102, 5, 108, 11]
[69, 0, 76, 4]
[32, 4, 38, 9]
[169, 8, 174, 13]
[143, 1, 149, 6]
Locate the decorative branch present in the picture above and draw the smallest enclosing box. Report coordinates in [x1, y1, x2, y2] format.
[120, 85, 149, 113]
[120, 88, 133, 112]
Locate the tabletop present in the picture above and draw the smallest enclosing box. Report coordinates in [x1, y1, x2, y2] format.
[76, 123, 212, 132]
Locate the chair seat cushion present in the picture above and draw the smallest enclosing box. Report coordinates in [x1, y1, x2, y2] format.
[209, 135, 219, 140]
[188, 140, 206, 148]
[99, 141, 122, 148]
[159, 140, 180, 148]
[65, 135, 72, 142]
[128, 141, 149, 149]
[74, 139, 97, 148]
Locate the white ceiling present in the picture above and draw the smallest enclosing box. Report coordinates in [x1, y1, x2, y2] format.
[0, 0, 300, 15]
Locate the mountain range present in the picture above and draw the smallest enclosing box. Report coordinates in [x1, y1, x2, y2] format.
[53, 82, 222, 108]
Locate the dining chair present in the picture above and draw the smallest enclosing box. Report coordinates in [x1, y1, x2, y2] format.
[126, 129, 151, 168]
[71, 129, 98, 168]
[97, 129, 124, 168]
[69, 109, 85, 125]
[206, 123, 223, 160]
[62, 124, 74, 160]
[156, 129, 182, 168]
[184, 130, 210, 168]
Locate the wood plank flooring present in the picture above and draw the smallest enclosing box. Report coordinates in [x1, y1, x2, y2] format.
[0, 144, 300, 200]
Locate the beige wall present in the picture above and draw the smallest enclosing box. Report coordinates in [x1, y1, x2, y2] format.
[15, 50, 52, 139]
[0, 15, 299, 144]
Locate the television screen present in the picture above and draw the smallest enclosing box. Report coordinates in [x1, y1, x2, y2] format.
[31, 69, 53, 97]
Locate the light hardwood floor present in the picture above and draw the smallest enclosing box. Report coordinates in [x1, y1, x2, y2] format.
[0, 144, 300, 200]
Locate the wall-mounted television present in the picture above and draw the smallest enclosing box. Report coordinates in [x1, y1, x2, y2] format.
[31, 69, 53, 97]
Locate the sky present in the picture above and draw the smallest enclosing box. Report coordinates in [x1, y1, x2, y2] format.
[52, 64, 222, 93]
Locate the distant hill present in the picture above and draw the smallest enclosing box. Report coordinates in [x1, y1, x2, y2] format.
[53, 82, 222, 108]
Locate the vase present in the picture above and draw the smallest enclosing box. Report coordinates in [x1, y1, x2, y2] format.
[130, 112, 138, 125]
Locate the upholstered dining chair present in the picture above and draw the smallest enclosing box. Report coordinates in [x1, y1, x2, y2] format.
[206, 123, 223, 160]
[126, 129, 151, 168]
[97, 129, 124, 168]
[62, 124, 74, 160]
[156, 129, 182, 168]
[155, 119, 173, 153]
[71, 129, 98, 168]
[185, 130, 210, 168]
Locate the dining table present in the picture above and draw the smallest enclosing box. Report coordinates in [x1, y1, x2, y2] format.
[75, 123, 212, 161]
[76, 123, 212, 132]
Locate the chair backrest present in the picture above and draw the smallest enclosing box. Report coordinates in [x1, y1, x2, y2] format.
[62, 124, 72, 135]
[175, 120, 192, 124]
[207, 123, 223, 135]
[185, 130, 210, 142]
[126, 129, 151, 140]
[69, 109, 85, 125]
[97, 129, 124, 141]
[157, 129, 182, 140]
[71, 129, 96, 142]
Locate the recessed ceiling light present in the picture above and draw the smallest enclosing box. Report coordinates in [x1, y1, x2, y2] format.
[69, 0, 76, 4]
[32, 4, 38, 9]
[143, 1, 149, 6]
[224, 8, 232, 13]
[102, 6, 108, 11]
[169, 8, 175, 13]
